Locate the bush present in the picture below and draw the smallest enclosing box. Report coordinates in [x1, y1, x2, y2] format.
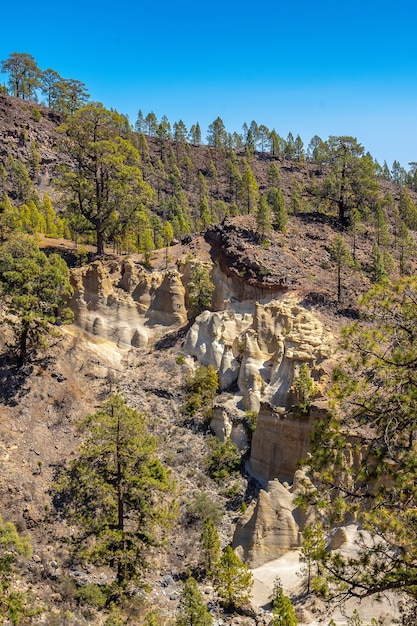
[183, 365, 218, 417]
[31, 107, 42, 122]
[75, 583, 108, 608]
[186, 492, 223, 525]
[206, 438, 241, 483]
[245, 410, 258, 433]
[293, 363, 317, 414]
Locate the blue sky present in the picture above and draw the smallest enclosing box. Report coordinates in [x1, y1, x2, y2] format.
[1, 0, 417, 167]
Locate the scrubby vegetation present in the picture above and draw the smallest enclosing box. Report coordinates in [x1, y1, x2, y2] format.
[1, 50, 417, 625]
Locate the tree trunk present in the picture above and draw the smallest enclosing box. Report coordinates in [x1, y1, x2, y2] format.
[96, 229, 105, 256]
[116, 412, 125, 585]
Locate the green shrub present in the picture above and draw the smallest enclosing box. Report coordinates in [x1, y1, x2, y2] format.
[75, 583, 108, 608]
[293, 363, 317, 414]
[245, 410, 258, 433]
[206, 438, 241, 483]
[183, 365, 218, 417]
[31, 107, 41, 122]
[187, 492, 223, 525]
[223, 482, 241, 498]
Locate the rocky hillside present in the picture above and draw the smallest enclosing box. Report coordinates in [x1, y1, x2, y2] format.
[1, 91, 415, 221]
[0, 94, 415, 624]
[0, 211, 405, 625]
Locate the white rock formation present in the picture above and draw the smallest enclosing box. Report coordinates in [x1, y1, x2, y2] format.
[184, 296, 333, 414]
[233, 471, 315, 568]
[68, 260, 188, 348]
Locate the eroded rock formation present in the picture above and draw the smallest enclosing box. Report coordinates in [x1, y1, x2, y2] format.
[68, 259, 188, 348]
[249, 401, 329, 482]
[233, 471, 315, 568]
[184, 297, 334, 414]
[66, 249, 337, 575]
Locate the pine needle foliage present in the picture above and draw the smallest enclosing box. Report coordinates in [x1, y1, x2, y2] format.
[305, 277, 417, 601]
[176, 577, 212, 626]
[55, 394, 175, 590]
[212, 545, 253, 611]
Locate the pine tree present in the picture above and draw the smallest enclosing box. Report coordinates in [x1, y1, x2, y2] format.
[317, 137, 378, 225]
[1, 52, 42, 100]
[200, 518, 221, 577]
[306, 135, 327, 168]
[268, 187, 288, 232]
[55, 103, 154, 255]
[294, 134, 304, 162]
[328, 234, 353, 302]
[135, 109, 146, 134]
[207, 117, 227, 149]
[187, 263, 215, 314]
[0, 236, 73, 365]
[189, 122, 202, 145]
[284, 132, 296, 160]
[399, 188, 417, 230]
[267, 163, 281, 187]
[256, 194, 272, 239]
[269, 130, 283, 158]
[7, 157, 34, 203]
[163, 221, 174, 268]
[213, 546, 253, 611]
[56, 394, 174, 589]
[226, 160, 242, 202]
[370, 242, 387, 283]
[299, 523, 326, 593]
[28, 141, 41, 181]
[176, 577, 212, 626]
[0, 514, 40, 624]
[305, 277, 417, 601]
[293, 363, 317, 415]
[0, 196, 20, 242]
[270, 577, 297, 626]
[239, 164, 259, 214]
[289, 178, 304, 215]
[41, 193, 59, 237]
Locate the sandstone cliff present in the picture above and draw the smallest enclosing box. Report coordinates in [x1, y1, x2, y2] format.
[233, 471, 315, 568]
[68, 259, 188, 348]
[63, 225, 339, 580]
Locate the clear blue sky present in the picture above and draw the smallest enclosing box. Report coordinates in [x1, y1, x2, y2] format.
[1, 0, 417, 168]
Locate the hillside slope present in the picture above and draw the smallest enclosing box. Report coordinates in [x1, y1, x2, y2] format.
[0, 94, 415, 624]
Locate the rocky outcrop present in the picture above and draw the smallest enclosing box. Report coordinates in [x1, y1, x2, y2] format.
[210, 402, 249, 451]
[184, 297, 334, 413]
[233, 471, 315, 568]
[249, 402, 328, 482]
[68, 260, 188, 348]
[205, 219, 306, 290]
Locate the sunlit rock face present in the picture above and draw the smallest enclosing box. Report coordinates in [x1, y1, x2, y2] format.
[184, 296, 335, 483]
[233, 471, 315, 568]
[68, 260, 187, 348]
[249, 401, 328, 482]
[210, 402, 249, 451]
[184, 309, 252, 389]
[184, 297, 333, 413]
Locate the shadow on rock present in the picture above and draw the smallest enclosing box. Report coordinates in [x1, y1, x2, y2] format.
[0, 354, 33, 405]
